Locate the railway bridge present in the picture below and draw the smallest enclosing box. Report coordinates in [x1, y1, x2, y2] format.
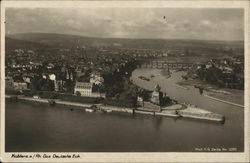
[137, 60, 197, 69]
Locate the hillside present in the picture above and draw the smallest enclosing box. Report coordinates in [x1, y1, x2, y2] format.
[5, 37, 49, 51]
[6, 33, 244, 55]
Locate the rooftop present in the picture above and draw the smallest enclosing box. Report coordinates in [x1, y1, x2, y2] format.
[75, 82, 92, 89]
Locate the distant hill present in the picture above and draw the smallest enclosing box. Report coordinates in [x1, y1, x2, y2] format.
[5, 37, 49, 51]
[6, 33, 244, 53]
[7, 33, 107, 48]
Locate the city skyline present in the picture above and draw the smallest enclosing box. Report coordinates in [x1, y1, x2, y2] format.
[6, 8, 244, 41]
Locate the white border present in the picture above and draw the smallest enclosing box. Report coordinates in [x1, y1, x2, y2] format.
[1, 1, 249, 162]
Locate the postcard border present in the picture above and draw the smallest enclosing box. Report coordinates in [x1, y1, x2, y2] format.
[1, 1, 249, 162]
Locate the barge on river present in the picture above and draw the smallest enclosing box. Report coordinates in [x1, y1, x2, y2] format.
[138, 76, 150, 81]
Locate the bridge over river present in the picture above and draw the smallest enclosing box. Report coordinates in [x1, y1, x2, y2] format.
[137, 60, 197, 69]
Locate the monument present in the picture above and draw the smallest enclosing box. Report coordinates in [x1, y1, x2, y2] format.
[150, 84, 161, 105]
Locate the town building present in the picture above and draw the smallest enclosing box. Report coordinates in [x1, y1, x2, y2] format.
[74, 82, 93, 96]
[5, 76, 14, 89]
[90, 72, 104, 85]
[76, 68, 85, 78]
[74, 81, 106, 98]
[55, 80, 65, 91]
[13, 81, 28, 90]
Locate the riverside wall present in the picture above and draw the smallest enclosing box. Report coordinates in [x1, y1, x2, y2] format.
[100, 105, 134, 113]
[174, 84, 189, 90]
[5, 95, 225, 122]
[204, 94, 244, 108]
[6, 95, 133, 113]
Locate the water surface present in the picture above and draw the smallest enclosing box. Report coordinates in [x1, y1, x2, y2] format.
[5, 69, 244, 152]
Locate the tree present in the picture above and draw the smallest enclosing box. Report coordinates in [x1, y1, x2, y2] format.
[76, 91, 81, 96]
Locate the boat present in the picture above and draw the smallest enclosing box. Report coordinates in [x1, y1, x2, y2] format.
[138, 76, 150, 81]
[85, 108, 95, 113]
[106, 109, 112, 113]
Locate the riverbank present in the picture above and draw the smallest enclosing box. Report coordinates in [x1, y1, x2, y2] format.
[204, 94, 244, 108]
[7, 95, 133, 113]
[5, 95, 225, 123]
[177, 79, 244, 106]
[174, 83, 189, 90]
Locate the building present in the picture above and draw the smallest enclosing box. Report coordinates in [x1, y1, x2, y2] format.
[5, 76, 14, 89]
[13, 81, 28, 90]
[136, 85, 163, 112]
[74, 82, 93, 96]
[55, 80, 65, 91]
[23, 76, 31, 84]
[90, 72, 104, 85]
[76, 69, 85, 78]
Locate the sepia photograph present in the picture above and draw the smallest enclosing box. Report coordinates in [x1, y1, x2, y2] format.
[0, 0, 249, 162]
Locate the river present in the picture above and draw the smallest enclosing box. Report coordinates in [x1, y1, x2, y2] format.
[5, 68, 244, 152]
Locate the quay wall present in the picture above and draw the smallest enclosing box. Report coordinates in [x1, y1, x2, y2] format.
[177, 110, 225, 122]
[5, 95, 134, 113]
[155, 111, 179, 117]
[18, 96, 48, 103]
[134, 110, 155, 115]
[100, 105, 134, 114]
[5, 95, 225, 122]
[55, 100, 92, 108]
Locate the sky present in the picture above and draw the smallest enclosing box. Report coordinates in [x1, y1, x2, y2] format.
[5, 8, 244, 41]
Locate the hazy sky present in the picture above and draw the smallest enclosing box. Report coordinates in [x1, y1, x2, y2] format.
[6, 8, 244, 41]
